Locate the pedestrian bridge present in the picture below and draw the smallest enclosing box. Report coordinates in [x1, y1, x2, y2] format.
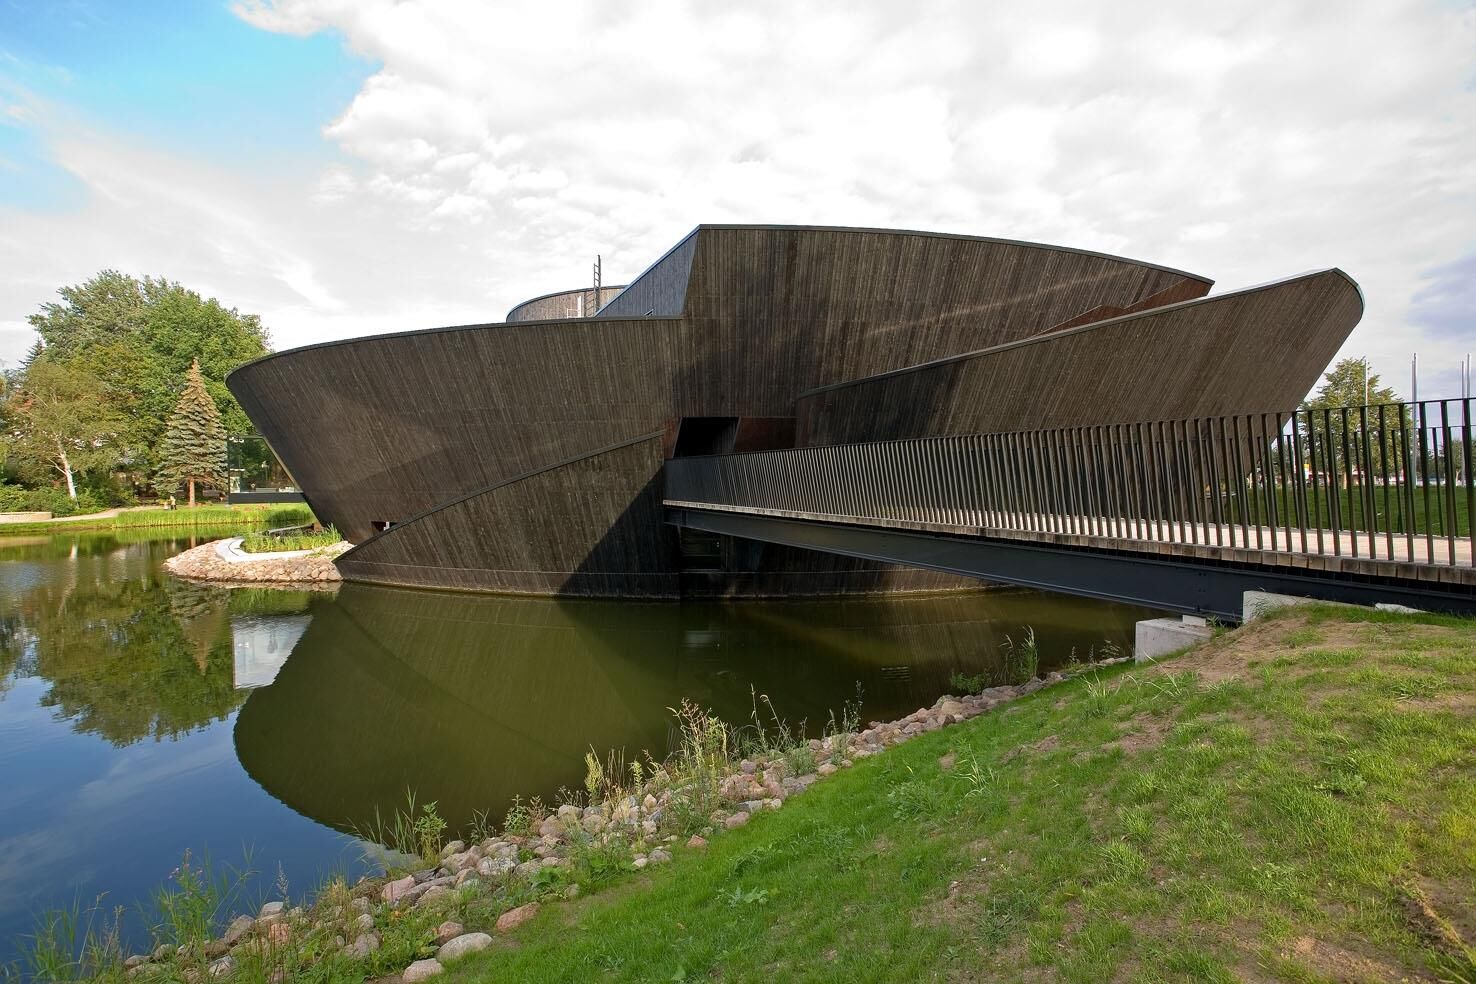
[664, 399, 1475, 620]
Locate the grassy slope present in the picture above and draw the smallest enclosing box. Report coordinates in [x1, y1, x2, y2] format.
[449, 606, 1476, 983]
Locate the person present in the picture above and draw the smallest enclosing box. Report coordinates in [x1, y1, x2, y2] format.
[168, 494, 177, 511]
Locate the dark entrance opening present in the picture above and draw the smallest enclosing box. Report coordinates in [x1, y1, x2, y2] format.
[672, 417, 740, 458]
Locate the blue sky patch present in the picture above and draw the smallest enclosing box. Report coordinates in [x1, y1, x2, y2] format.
[0, 0, 374, 207]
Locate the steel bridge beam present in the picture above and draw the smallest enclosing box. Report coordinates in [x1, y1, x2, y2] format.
[666, 506, 1476, 621]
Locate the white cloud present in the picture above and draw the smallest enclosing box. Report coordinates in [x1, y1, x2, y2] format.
[0, 0, 1472, 401]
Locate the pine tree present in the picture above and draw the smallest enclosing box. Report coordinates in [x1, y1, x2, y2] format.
[155, 360, 226, 506]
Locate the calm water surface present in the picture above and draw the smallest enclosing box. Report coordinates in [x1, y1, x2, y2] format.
[0, 530, 1156, 963]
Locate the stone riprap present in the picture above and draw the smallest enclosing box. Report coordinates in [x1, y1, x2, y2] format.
[162, 537, 348, 585]
[115, 658, 1128, 981]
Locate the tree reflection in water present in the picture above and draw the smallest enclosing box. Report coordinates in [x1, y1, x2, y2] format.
[0, 534, 316, 746]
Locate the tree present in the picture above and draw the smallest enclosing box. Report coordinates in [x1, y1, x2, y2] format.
[6, 356, 125, 500]
[1300, 358, 1405, 488]
[26, 271, 269, 485]
[1303, 357, 1401, 411]
[156, 360, 227, 506]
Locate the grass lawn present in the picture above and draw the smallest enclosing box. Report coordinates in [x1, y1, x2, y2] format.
[442, 606, 1475, 983]
[1226, 483, 1471, 539]
[0, 504, 313, 536]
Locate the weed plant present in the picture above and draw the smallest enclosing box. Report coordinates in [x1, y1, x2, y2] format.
[239, 525, 341, 554]
[999, 626, 1039, 684]
[948, 670, 988, 693]
[350, 792, 448, 874]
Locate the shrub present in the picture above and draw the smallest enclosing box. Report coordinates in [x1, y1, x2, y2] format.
[949, 670, 988, 693]
[0, 484, 102, 517]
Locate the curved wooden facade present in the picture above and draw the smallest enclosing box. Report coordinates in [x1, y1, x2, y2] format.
[227, 224, 1361, 597]
[796, 270, 1364, 446]
[505, 285, 627, 322]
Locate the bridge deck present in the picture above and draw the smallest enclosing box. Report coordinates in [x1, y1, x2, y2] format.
[664, 500, 1476, 589]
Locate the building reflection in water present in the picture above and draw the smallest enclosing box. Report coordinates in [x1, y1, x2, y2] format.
[232, 615, 312, 690]
[234, 582, 1151, 839]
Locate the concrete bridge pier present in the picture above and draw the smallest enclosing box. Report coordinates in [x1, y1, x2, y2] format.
[1134, 616, 1214, 663]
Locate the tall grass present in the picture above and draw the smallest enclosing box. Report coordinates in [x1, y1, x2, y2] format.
[239, 525, 341, 554]
[12, 896, 124, 983]
[0, 505, 313, 537]
[1000, 626, 1039, 685]
[6, 850, 258, 983]
[349, 791, 448, 874]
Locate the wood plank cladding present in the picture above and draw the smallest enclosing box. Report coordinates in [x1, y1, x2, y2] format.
[673, 226, 1211, 400]
[333, 433, 978, 596]
[335, 435, 677, 596]
[229, 226, 1203, 550]
[226, 223, 1367, 598]
[505, 285, 626, 322]
[596, 230, 699, 318]
[796, 270, 1364, 446]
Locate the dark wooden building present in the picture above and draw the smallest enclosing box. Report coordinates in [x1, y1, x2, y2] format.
[227, 225, 1362, 597]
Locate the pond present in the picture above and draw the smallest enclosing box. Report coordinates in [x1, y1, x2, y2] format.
[0, 529, 1157, 965]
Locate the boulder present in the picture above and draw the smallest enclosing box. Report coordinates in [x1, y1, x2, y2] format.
[436, 932, 492, 962]
[477, 856, 515, 879]
[346, 932, 379, 959]
[258, 901, 285, 920]
[687, 835, 708, 850]
[222, 915, 254, 947]
[649, 848, 672, 864]
[381, 875, 416, 903]
[402, 958, 443, 982]
[434, 921, 464, 945]
[417, 885, 451, 906]
[495, 902, 540, 934]
[723, 812, 750, 829]
[207, 956, 234, 978]
[438, 840, 466, 859]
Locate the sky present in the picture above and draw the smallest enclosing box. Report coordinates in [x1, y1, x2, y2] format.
[0, 0, 1472, 398]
